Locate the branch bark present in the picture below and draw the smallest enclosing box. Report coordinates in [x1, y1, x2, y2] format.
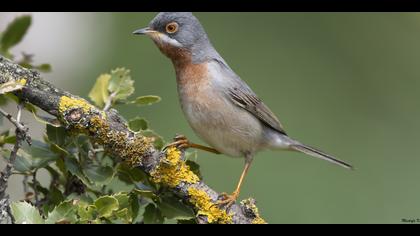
[0, 55, 266, 224]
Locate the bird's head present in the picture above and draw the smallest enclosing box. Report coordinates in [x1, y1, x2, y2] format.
[133, 12, 212, 62]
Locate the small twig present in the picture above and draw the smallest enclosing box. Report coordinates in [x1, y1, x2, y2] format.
[103, 92, 117, 112]
[16, 103, 23, 124]
[0, 127, 25, 196]
[0, 106, 29, 221]
[6, 201, 14, 224]
[32, 171, 39, 206]
[88, 141, 98, 162]
[22, 175, 29, 194]
[0, 104, 31, 145]
[0, 107, 26, 132]
[0, 103, 30, 223]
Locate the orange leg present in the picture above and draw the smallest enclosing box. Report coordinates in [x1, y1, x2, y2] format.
[217, 155, 253, 207]
[163, 134, 221, 154]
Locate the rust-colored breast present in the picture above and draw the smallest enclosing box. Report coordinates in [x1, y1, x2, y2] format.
[174, 58, 212, 112]
[175, 61, 209, 86]
[155, 40, 210, 101]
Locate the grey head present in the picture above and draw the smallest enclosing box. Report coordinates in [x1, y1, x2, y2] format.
[134, 12, 221, 63]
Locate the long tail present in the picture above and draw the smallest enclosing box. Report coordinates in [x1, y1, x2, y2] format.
[289, 142, 353, 170]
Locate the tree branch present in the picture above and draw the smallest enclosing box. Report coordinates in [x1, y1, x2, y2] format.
[0, 55, 266, 224]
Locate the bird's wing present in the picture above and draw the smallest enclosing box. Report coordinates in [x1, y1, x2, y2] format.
[226, 85, 287, 135]
[212, 58, 287, 135]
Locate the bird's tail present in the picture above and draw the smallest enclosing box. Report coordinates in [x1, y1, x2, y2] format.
[289, 141, 353, 170]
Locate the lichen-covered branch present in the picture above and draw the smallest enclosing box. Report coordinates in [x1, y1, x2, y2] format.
[0, 55, 266, 224]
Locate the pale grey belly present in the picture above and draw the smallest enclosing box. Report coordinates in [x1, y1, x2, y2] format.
[179, 94, 265, 157]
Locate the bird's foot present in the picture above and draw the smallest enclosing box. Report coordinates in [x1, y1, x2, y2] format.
[162, 134, 221, 154]
[162, 134, 190, 151]
[216, 191, 240, 208]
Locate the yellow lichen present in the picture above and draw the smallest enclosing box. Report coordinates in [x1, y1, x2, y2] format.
[150, 147, 199, 187]
[249, 204, 266, 224]
[58, 96, 152, 166]
[18, 78, 27, 86]
[59, 96, 92, 114]
[187, 187, 232, 224]
[241, 198, 267, 224]
[89, 115, 152, 166]
[252, 217, 267, 224]
[88, 116, 105, 133]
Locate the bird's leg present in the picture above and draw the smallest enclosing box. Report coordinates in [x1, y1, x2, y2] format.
[163, 134, 221, 154]
[217, 154, 254, 208]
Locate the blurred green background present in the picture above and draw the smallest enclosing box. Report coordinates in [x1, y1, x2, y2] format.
[1, 12, 420, 223]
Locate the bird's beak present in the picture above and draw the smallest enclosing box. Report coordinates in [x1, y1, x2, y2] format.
[133, 27, 157, 35]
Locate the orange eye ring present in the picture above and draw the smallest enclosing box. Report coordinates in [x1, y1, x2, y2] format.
[165, 22, 179, 34]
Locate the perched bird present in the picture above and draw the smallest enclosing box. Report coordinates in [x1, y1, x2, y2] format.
[134, 12, 352, 206]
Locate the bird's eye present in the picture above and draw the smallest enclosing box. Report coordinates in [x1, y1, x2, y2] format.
[165, 22, 179, 34]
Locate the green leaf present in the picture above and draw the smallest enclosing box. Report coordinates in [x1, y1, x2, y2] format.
[105, 174, 135, 193]
[113, 193, 130, 209]
[10, 201, 44, 224]
[1, 15, 31, 52]
[128, 117, 148, 132]
[143, 204, 164, 224]
[0, 80, 24, 95]
[42, 184, 65, 213]
[94, 196, 119, 218]
[117, 163, 147, 183]
[19, 62, 52, 73]
[23, 103, 37, 114]
[77, 202, 97, 222]
[34, 64, 52, 73]
[108, 68, 134, 101]
[45, 200, 77, 224]
[84, 165, 114, 186]
[48, 142, 69, 156]
[32, 112, 61, 128]
[158, 196, 194, 220]
[132, 95, 161, 106]
[177, 218, 197, 224]
[114, 208, 131, 223]
[0, 135, 16, 146]
[46, 124, 66, 146]
[14, 140, 59, 172]
[88, 74, 110, 108]
[0, 94, 8, 105]
[64, 156, 91, 187]
[3, 93, 19, 103]
[129, 193, 140, 222]
[113, 193, 132, 223]
[133, 189, 157, 200]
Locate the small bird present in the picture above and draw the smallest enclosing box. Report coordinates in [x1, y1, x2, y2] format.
[134, 12, 352, 206]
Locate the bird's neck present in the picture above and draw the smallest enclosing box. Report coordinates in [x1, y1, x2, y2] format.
[156, 41, 221, 85]
[157, 37, 219, 65]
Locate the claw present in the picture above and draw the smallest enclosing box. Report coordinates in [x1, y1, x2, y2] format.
[174, 134, 187, 141]
[216, 191, 239, 208]
[162, 134, 221, 155]
[163, 134, 190, 152]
